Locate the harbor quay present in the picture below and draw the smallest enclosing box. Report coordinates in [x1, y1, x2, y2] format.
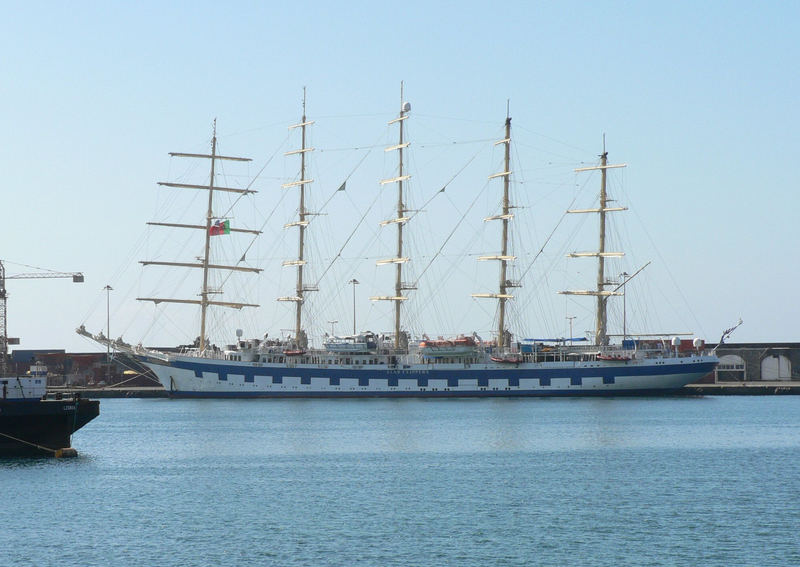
[683, 341, 800, 395]
[7, 342, 800, 397]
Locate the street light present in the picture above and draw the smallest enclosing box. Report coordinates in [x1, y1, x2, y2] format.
[104, 284, 113, 383]
[348, 278, 359, 334]
[619, 272, 630, 343]
[566, 316, 575, 345]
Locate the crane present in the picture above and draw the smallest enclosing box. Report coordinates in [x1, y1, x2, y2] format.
[0, 260, 84, 376]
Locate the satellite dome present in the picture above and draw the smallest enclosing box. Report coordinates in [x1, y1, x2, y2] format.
[402, 101, 411, 112]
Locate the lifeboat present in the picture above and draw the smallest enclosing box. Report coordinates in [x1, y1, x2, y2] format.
[283, 349, 306, 356]
[453, 335, 477, 347]
[419, 335, 478, 357]
[491, 353, 523, 364]
[597, 353, 631, 362]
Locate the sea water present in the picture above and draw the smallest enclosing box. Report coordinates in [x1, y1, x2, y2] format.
[2, 396, 799, 566]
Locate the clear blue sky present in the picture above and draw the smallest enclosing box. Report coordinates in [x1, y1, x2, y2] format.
[2, 1, 797, 352]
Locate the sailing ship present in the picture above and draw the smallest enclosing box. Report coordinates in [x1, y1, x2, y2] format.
[79, 92, 718, 397]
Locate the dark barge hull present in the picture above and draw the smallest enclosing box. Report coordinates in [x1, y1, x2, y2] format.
[0, 398, 100, 456]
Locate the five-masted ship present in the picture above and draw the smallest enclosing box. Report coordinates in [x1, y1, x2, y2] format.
[79, 95, 718, 397]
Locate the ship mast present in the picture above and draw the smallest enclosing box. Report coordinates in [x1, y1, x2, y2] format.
[138, 120, 262, 354]
[560, 137, 627, 346]
[278, 88, 318, 348]
[472, 108, 519, 350]
[371, 83, 414, 350]
[595, 148, 610, 344]
[199, 124, 219, 350]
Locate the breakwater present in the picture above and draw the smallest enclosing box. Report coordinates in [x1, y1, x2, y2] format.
[48, 381, 800, 398]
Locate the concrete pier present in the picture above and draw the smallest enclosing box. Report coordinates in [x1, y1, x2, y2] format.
[46, 382, 800, 398]
[681, 381, 800, 395]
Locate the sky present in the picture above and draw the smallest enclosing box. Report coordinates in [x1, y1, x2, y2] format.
[2, 0, 798, 353]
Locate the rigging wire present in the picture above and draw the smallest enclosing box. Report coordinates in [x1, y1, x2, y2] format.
[414, 175, 492, 285]
[625, 188, 708, 338]
[516, 187, 583, 283]
[313, 147, 373, 216]
[375, 138, 490, 287]
[407, 143, 485, 224]
[212, 133, 292, 292]
[296, 130, 385, 287]
[219, 130, 291, 219]
[313, 187, 382, 287]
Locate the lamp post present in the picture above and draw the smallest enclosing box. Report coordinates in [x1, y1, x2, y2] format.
[348, 278, 359, 334]
[619, 272, 630, 344]
[328, 320, 338, 336]
[566, 315, 575, 346]
[104, 284, 113, 383]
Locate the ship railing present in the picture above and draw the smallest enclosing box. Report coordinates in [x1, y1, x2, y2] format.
[173, 346, 223, 360]
[42, 391, 83, 401]
[139, 348, 171, 362]
[526, 341, 706, 358]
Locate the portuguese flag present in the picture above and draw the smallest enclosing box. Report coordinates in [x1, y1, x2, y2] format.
[209, 219, 230, 236]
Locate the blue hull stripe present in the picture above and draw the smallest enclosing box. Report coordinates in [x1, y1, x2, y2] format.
[165, 388, 693, 399]
[160, 358, 717, 383]
[141, 355, 716, 398]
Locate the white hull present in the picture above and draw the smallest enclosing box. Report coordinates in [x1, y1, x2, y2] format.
[139, 353, 717, 397]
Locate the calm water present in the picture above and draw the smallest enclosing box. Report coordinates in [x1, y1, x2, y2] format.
[2, 396, 799, 566]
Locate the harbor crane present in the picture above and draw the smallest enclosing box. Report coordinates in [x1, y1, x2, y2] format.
[0, 260, 84, 376]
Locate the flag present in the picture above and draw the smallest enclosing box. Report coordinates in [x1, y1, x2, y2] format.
[209, 219, 230, 236]
[337, 181, 346, 191]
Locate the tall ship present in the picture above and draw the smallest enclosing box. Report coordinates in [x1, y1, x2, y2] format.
[79, 92, 718, 397]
